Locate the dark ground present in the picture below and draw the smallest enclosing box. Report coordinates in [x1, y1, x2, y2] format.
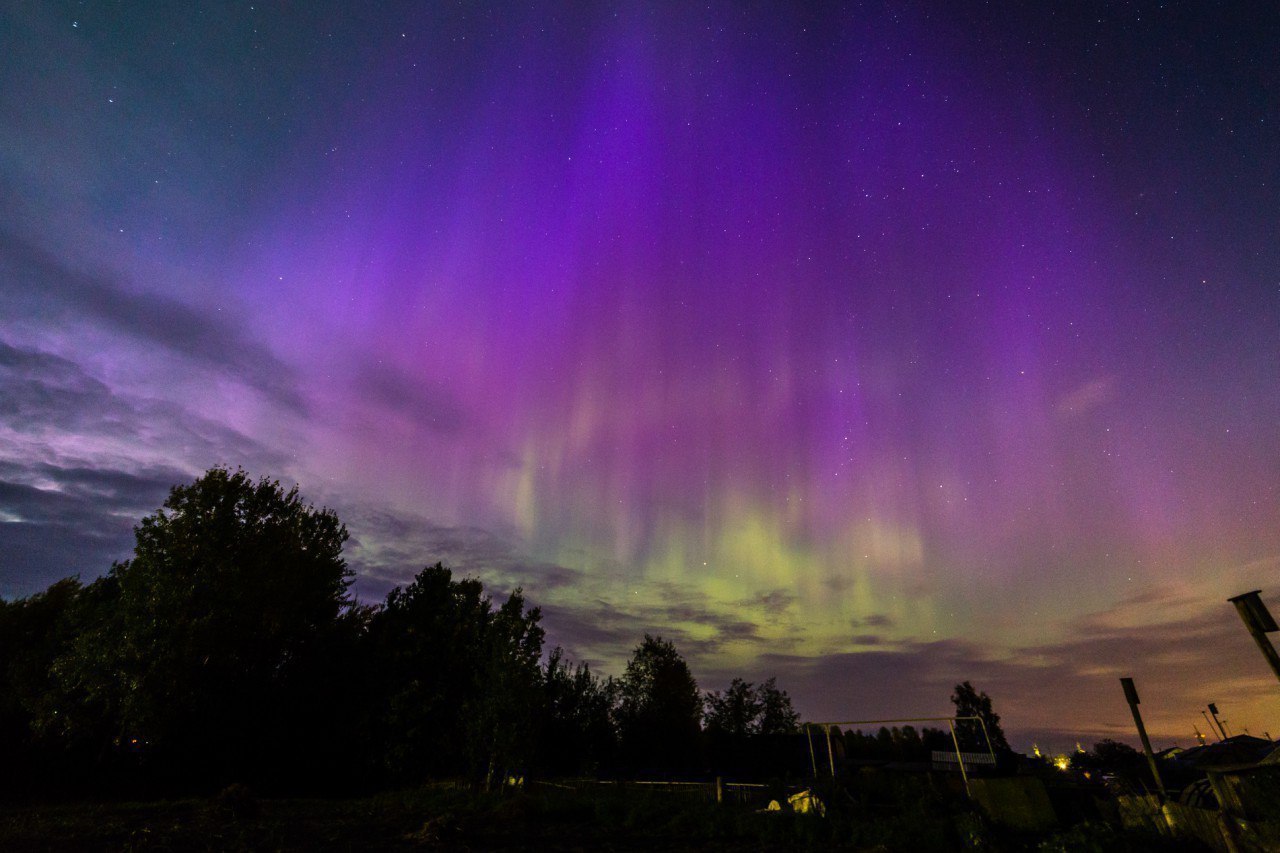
[0, 783, 1194, 852]
[0, 787, 826, 852]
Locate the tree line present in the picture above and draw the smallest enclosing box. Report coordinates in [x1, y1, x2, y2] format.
[0, 467, 1009, 799]
[0, 468, 806, 797]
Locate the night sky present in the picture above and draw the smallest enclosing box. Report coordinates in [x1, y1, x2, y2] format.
[2, 2, 1277, 750]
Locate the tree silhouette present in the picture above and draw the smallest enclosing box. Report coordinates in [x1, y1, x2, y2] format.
[756, 677, 800, 735]
[0, 578, 101, 794]
[362, 562, 544, 788]
[3, 466, 906, 795]
[704, 677, 798, 737]
[538, 648, 617, 775]
[704, 678, 761, 738]
[951, 680, 1010, 753]
[463, 586, 544, 790]
[1075, 739, 1148, 788]
[615, 635, 701, 772]
[364, 564, 490, 780]
[68, 467, 353, 784]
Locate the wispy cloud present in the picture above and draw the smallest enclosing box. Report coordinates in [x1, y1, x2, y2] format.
[0, 463, 184, 595]
[352, 360, 473, 436]
[339, 504, 583, 602]
[0, 231, 304, 411]
[0, 340, 289, 595]
[1055, 376, 1116, 418]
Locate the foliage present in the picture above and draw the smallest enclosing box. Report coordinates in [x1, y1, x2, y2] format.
[614, 634, 702, 772]
[101, 467, 352, 783]
[0, 465, 964, 802]
[362, 562, 544, 789]
[951, 680, 1011, 753]
[538, 648, 616, 775]
[0, 468, 358, 791]
[702, 676, 797, 735]
[363, 564, 491, 780]
[1074, 739, 1151, 790]
[703, 678, 761, 738]
[0, 579, 82, 739]
[755, 677, 800, 735]
[841, 724, 952, 761]
[462, 585, 545, 789]
[0, 578, 96, 794]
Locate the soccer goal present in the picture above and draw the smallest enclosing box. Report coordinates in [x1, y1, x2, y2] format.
[802, 715, 997, 788]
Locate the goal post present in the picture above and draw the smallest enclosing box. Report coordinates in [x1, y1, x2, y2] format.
[802, 715, 997, 790]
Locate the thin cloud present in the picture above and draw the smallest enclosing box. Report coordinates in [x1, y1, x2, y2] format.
[353, 360, 473, 436]
[1055, 376, 1116, 418]
[0, 464, 181, 596]
[341, 505, 583, 601]
[0, 231, 305, 411]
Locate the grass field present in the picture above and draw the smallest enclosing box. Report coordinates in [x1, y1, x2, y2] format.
[0, 781, 1189, 852]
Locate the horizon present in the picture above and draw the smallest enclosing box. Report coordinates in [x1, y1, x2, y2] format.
[1, 1, 1277, 753]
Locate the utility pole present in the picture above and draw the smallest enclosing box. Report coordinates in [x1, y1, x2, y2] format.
[1201, 710, 1223, 742]
[1228, 591, 1280, 684]
[1208, 703, 1228, 741]
[1120, 677, 1166, 799]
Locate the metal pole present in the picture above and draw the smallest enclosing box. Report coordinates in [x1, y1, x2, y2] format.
[824, 725, 837, 778]
[975, 717, 998, 763]
[1229, 592, 1280, 684]
[947, 719, 970, 789]
[1208, 704, 1228, 741]
[805, 724, 818, 778]
[1201, 710, 1222, 742]
[1120, 677, 1166, 800]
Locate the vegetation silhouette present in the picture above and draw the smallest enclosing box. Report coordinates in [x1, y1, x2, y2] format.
[2, 467, 1011, 803]
[0, 469, 1219, 850]
[614, 634, 704, 773]
[703, 677, 802, 777]
[951, 679, 1011, 754]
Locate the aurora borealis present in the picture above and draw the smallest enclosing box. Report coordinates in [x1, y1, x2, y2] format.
[2, 2, 1277, 749]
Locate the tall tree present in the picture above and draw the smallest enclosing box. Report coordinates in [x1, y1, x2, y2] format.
[704, 679, 762, 738]
[464, 587, 545, 790]
[756, 677, 800, 735]
[363, 563, 545, 788]
[703, 676, 799, 776]
[704, 677, 798, 737]
[615, 635, 702, 772]
[0, 579, 81, 740]
[69, 467, 354, 784]
[538, 648, 617, 776]
[0, 579, 93, 793]
[363, 564, 490, 781]
[951, 680, 1011, 753]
